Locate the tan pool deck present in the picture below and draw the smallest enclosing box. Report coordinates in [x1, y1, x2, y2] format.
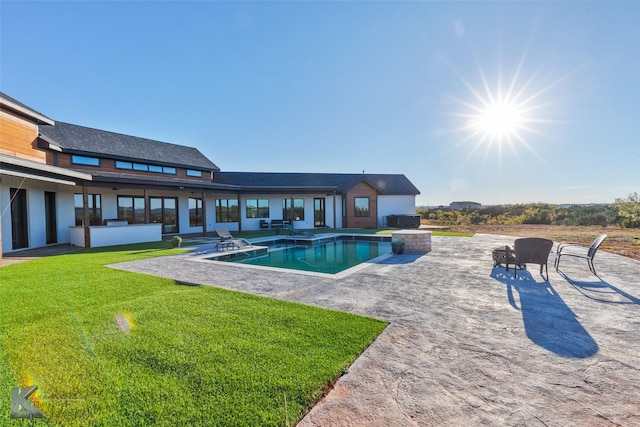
[61, 234, 640, 425]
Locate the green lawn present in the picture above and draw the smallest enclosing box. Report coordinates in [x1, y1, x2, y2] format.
[0, 243, 387, 426]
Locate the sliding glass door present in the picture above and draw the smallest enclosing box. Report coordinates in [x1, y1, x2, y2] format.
[150, 197, 178, 234]
[314, 198, 326, 227]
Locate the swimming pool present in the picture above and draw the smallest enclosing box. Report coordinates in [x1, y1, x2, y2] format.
[209, 236, 392, 275]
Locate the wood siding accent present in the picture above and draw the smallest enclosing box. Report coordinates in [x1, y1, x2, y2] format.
[53, 153, 212, 182]
[0, 110, 46, 162]
[344, 181, 378, 228]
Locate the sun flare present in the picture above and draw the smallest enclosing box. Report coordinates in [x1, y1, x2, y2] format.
[447, 55, 560, 168]
[471, 98, 525, 141]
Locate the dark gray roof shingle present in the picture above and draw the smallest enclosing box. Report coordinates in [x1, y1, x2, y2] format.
[39, 121, 219, 171]
[214, 172, 420, 195]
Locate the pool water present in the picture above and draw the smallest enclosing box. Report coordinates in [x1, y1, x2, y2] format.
[212, 239, 391, 274]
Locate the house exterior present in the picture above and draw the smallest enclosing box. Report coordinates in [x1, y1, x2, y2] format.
[1, 92, 420, 256]
[449, 201, 481, 210]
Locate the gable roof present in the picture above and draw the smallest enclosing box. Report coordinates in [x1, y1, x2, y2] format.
[214, 172, 420, 195]
[38, 121, 219, 171]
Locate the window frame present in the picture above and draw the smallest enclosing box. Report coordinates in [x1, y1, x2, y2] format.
[245, 198, 270, 218]
[117, 196, 146, 224]
[189, 197, 203, 227]
[216, 198, 239, 223]
[115, 161, 133, 170]
[354, 197, 370, 217]
[282, 198, 305, 221]
[74, 193, 102, 226]
[71, 155, 100, 167]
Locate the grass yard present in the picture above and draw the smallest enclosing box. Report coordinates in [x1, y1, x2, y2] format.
[0, 243, 387, 426]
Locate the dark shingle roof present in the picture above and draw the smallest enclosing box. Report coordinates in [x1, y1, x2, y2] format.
[39, 121, 219, 171]
[214, 172, 420, 195]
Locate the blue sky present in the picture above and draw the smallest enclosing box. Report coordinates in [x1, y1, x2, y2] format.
[1, 1, 638, 206]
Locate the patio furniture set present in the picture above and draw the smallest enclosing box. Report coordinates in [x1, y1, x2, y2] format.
[492, 234, 607, 279]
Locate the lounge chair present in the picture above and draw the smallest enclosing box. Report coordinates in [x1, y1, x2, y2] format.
[284, 224, 315, 238]
[554, 234, 607, 275]
[512, 237, 554, 279]
[215, 228, 234, 242]
[214, 228, 253, 251]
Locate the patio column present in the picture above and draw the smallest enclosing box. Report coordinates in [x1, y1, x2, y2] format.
[144, 189, 150, 224]
[201, 191, 207, 237]
[237, 192, 242, 232]
[82, 184, 91, 248]
[333, 191, 337, 229]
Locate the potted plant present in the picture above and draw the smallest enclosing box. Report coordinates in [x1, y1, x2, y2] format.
[171, 235, 183, 248]
[391, 240, 405, 254]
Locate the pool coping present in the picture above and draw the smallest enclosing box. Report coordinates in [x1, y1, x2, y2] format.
[188, 233, 396, 279]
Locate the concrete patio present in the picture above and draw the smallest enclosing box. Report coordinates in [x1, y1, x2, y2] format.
[111, 234, 640, 426]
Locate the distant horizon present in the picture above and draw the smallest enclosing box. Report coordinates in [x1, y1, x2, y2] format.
[417, 201, 614, 208]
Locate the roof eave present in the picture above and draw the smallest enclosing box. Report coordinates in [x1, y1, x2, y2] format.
[0, 97, 55, 125]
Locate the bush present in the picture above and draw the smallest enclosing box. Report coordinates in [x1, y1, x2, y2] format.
[614, 192, 640, 228]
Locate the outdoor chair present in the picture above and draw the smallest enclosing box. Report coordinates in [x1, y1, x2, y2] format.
[512, 237, 554, 279]
[215, 228, 234, 242]
[284, 224, 315, 238]
[554, 234, 607, 276]
[214, 228, 253, 251]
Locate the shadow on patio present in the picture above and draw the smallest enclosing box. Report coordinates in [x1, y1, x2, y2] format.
[491, 268, 598, 358]
[557, 270, 640, 305]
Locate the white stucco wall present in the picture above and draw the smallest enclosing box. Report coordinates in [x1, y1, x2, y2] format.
[234, 194, 344, 231]
[377, 195, 417, 227]
[70, 224, 162, 248]
[0, 180, 12, 254]
[0, 175, 79, 254]
[56, 192, 76, 244]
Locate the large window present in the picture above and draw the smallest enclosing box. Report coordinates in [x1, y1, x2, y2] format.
[216, 198, 239, 222]
[246, 199, 269, 218]
[189, 197, 203, 227]
[74, 193, 102, 226]
[115, 161, 133, 169]
[283, 198, 304, 221]
[117, 196, 146, 224]
[115, 161, 177, 175]
[71, 155, 100, 167]
[354, 197, 370, 217]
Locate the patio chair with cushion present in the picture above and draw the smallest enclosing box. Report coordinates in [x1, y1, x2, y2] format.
[554, 234, 607, 276]
[512, 237, 554, 280]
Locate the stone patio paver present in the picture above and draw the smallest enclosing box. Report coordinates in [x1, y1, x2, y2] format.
[111, 234, 640, 426]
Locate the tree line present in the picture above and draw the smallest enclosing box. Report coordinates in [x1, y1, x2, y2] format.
[417, 192, 640, 228]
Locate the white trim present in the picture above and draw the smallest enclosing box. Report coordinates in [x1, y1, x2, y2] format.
[38, 134, 62, 151]
[0, 154, 92, 180]
[0, 96, 55, 125]
[0, 169, 77, 186]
